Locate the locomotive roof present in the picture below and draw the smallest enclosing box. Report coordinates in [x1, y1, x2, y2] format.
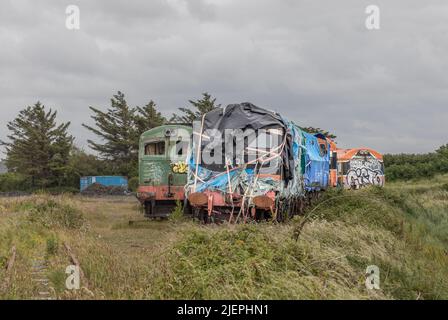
[336, 148, 383, 161]
[140, 124, 192, 140]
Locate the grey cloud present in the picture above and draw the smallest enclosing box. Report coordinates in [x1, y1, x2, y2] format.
[1, 0, 448, 156]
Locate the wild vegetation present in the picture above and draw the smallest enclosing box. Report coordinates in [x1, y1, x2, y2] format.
[0, 102, 74, 189]
[0, 92, 219, 192]
[384, 144, 448, 181]
[1, 93, 447, 299]
[1, 175, 447, 300]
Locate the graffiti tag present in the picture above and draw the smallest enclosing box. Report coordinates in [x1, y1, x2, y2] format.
[346, 167, 383, 189]
[346, 156, 384, 189]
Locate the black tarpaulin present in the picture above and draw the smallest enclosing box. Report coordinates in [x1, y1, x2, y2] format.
[197, 102, 294, 182]
[203, 102, 285, 131]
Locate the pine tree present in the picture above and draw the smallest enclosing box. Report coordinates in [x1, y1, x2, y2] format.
[302, 126, 337, 140]
[0, 102, 74, 187]
[135, 100, 166, 135]
[171, 92, 219, 123]
[64, 146, 108, 188]
[82, 91, 138, 175]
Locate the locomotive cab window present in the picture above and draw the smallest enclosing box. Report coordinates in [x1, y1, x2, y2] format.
[316, 137, 328, 157]
[319, 143, 327, 156]
[341, 161, 350, 175]
[145, 141, 165, 155]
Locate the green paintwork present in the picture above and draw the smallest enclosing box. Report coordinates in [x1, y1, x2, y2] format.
[139, 125, 192, 186]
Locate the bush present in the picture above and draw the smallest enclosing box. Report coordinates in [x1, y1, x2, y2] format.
[46, 234, 59, 256]
[26, 197, 85, 229]
[384, 145, 448, 182]
[0, 173, 31, 192]
[169, 200, 185, 222]
[128, 177, 139, 192]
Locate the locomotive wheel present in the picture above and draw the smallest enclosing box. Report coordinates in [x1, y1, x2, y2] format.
[143, 200, 175, 219]
[144, 201, 153, 217]
[201, 210, 210, 224]
[183, 200, 193, 216]
[193, 207, 200, 220]
[276, 209, 286, 223]
[300, 198, 305, 214]
[193, 207, 209, 223]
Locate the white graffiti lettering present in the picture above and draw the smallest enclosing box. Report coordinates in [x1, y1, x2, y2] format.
[347, 167, 383, 189]
[346, 156, 384, 189]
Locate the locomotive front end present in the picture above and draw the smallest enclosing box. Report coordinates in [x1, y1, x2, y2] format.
[186, 103, 304, 222]
[137, 125, 191, 217]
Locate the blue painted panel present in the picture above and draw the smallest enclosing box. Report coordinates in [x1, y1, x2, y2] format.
[302, 132, 330, 191]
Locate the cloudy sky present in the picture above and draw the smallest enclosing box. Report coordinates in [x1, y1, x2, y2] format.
[1, 0, 447, 155]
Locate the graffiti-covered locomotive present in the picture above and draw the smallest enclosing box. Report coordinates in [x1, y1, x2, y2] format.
[336, 148, 385, 189]
[137, 103, 385, 220]
[136, 124, 191, 217]
[185, 103, 308, 222]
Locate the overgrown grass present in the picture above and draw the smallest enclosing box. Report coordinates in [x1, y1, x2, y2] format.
[150, 180, 448, 299]
[293, 183, 448, 299]
[150, 223, 381, 299]
[1, 177, 448, 299]
[0, 195, 85, 299]
[26, 197, 85, 230]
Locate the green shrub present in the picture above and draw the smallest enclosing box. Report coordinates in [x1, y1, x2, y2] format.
[0, 173, 31, 192]
[128, 177, 139, 192]
[169, 200, 185, 222]
[154, 225, 285, 299]
[47, 270, 67, 295]
[384, 145, 448, 182]
[46, 234, 59, 256]
[26, 197, 85, 229]
[0, 255, 7, 269]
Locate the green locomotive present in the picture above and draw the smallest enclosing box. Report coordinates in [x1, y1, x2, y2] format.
[136, 124, 192, 217]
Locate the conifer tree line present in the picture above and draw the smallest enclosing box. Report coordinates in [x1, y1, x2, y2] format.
[0, 92, 218, 191]
[5, 90, 441, 191]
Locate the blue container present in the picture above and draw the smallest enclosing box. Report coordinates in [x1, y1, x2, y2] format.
[80, 176, 128, 191]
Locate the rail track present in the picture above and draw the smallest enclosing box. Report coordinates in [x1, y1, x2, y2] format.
[1, 243, 92, 299]
[1, 246, 16, 294]
[30, 254, 54, 300]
